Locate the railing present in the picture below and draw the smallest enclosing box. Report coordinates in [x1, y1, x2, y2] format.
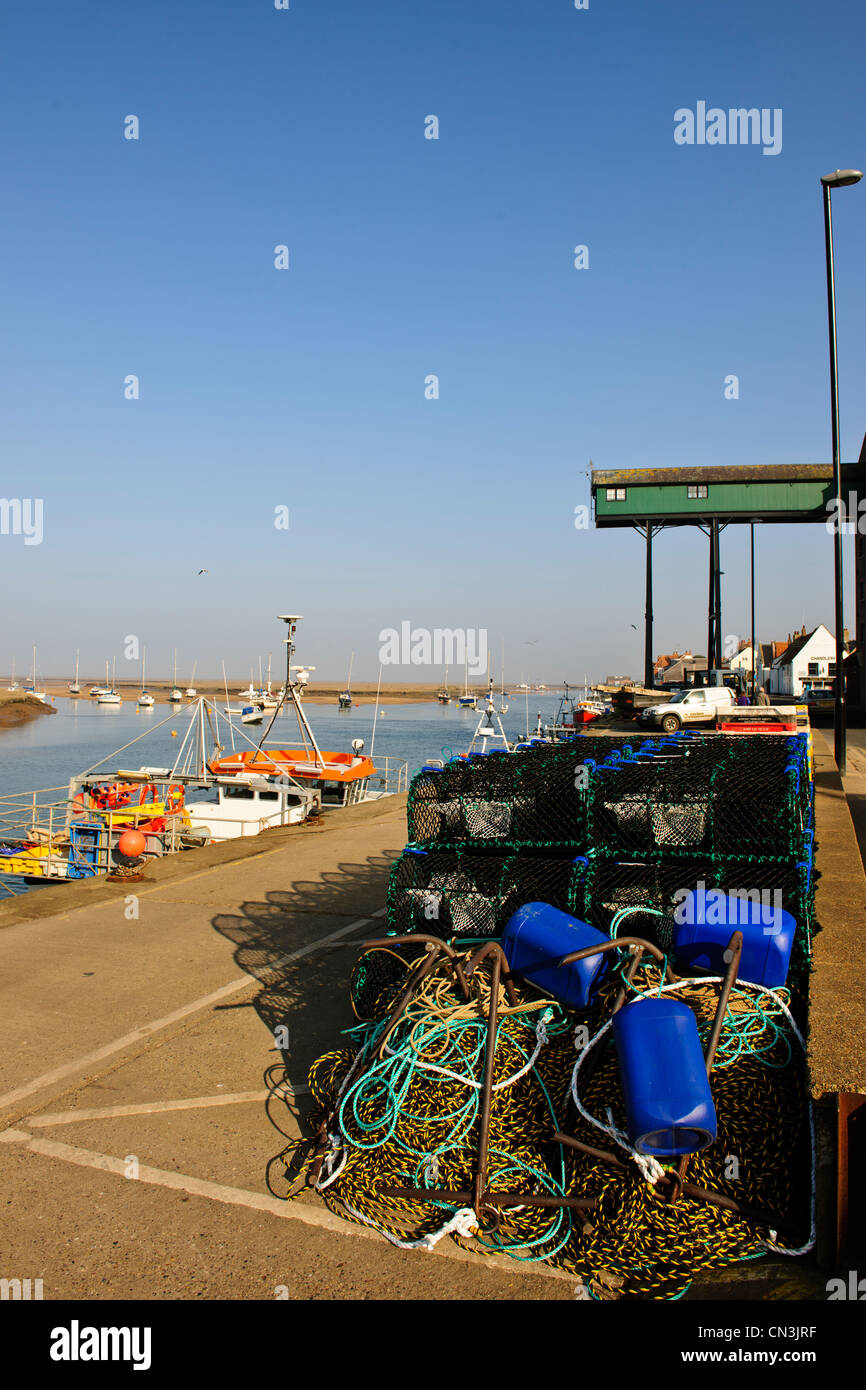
[368, 756, 409, 797]
[0, 785, 78, 883]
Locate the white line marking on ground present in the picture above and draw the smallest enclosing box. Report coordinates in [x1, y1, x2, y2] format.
[19, 1133, 571, 1280]
[0, 911, 382, 1114]
[28, 1089, 304, 1127]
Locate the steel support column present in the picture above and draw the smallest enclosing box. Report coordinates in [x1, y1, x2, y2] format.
[644, 521, 654, 689]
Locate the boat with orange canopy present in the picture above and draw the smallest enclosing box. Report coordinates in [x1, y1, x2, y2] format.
[208, 617, 382, 806]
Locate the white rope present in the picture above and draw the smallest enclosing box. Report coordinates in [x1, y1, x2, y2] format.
[339, 1202, 478, 1251]
[314, 1133, 350, 1191]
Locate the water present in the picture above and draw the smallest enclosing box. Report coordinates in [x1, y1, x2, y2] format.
[0, 692, 569, 800]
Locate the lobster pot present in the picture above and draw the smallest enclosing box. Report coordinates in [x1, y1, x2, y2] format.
[613, 998, 717, 1156]
[386, 850, 583, 940]
[708, 736, 813, 859]
[575, 854, 814, 996]
[672, 886, 796, 988]
[405, 737, 651, 852]
[584, 734, 813, 862]
[502, 902, 609, 1008]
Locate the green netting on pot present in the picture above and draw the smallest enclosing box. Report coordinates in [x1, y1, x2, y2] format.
[406, 735, 661, 852]
[573, 852, 815, 1006]
[585, 735, 812, 862]
[386, 848, 585, 940]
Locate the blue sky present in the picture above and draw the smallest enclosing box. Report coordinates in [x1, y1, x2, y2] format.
[1, 0, 864, 684]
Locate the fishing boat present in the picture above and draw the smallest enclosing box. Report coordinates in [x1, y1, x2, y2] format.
[68, 651, 81, 695]
[209, 616, 404, 807]
[0, 626, 408, 887]
[466, 680, 513, 755]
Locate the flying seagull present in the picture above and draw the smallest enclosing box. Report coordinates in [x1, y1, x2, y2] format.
[197, 569, 209, 575]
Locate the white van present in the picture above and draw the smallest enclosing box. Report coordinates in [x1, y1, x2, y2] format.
[640, 686, 735, 732]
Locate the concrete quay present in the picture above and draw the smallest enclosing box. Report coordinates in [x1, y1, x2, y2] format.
[0, 732, 860, 1301]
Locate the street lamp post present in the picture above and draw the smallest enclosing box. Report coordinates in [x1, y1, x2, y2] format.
[821, 169, 862, 777]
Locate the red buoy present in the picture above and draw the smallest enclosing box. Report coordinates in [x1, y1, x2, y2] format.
[117, 829, 146, 859]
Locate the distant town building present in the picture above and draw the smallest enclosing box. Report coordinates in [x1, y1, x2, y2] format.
[659, 654, 711, 686]
[769, 624, 837, 697]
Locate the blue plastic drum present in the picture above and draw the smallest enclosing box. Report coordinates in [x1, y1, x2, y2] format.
[673, 886, 795, 988]
[502, 902, 609, 1008]
[613, 997, 717, 1156]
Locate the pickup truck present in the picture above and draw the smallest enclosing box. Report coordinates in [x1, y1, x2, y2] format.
[639, 686, 735, 733]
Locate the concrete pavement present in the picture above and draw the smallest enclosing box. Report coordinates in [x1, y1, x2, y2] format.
[0, 796, 575, 1300]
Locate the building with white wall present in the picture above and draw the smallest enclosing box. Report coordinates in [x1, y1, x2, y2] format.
[769, 624, 836, 697]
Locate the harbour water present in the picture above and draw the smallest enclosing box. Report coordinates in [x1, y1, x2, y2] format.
[0, 693, 567, 802]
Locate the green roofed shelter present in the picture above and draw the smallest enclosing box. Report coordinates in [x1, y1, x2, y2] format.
[590, 460, 866, 687]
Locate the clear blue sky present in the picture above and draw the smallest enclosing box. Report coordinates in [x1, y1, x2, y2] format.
[1, 0, 864, 684]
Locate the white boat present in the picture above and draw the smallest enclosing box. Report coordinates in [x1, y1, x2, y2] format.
[169, 650, 183, 703]
[138, 649, 154, 707]
[7, 657, 19, 691]
[98, 657, 121, 704]
[241, 704, 264, 726]
[338, 652, 354, 709]
[185, 661, 197, 698]
[25, 647, 47, 702]
[466, 679, 513, 755]
[184, 775, 316, 842]
[458, 661, 476, 708]
[68, 650, 81, 695]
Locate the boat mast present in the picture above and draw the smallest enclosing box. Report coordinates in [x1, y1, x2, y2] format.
[221, 660, 236, 752]
[258, 616, 325, 770]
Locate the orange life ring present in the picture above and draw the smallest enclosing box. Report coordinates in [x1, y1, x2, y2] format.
[139, 782, 158, 807]
[165, 784, 184, 814]
[71, 792, 87, 818]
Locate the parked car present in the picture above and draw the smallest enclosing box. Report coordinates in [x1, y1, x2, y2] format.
[640, 686, 735, 733]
